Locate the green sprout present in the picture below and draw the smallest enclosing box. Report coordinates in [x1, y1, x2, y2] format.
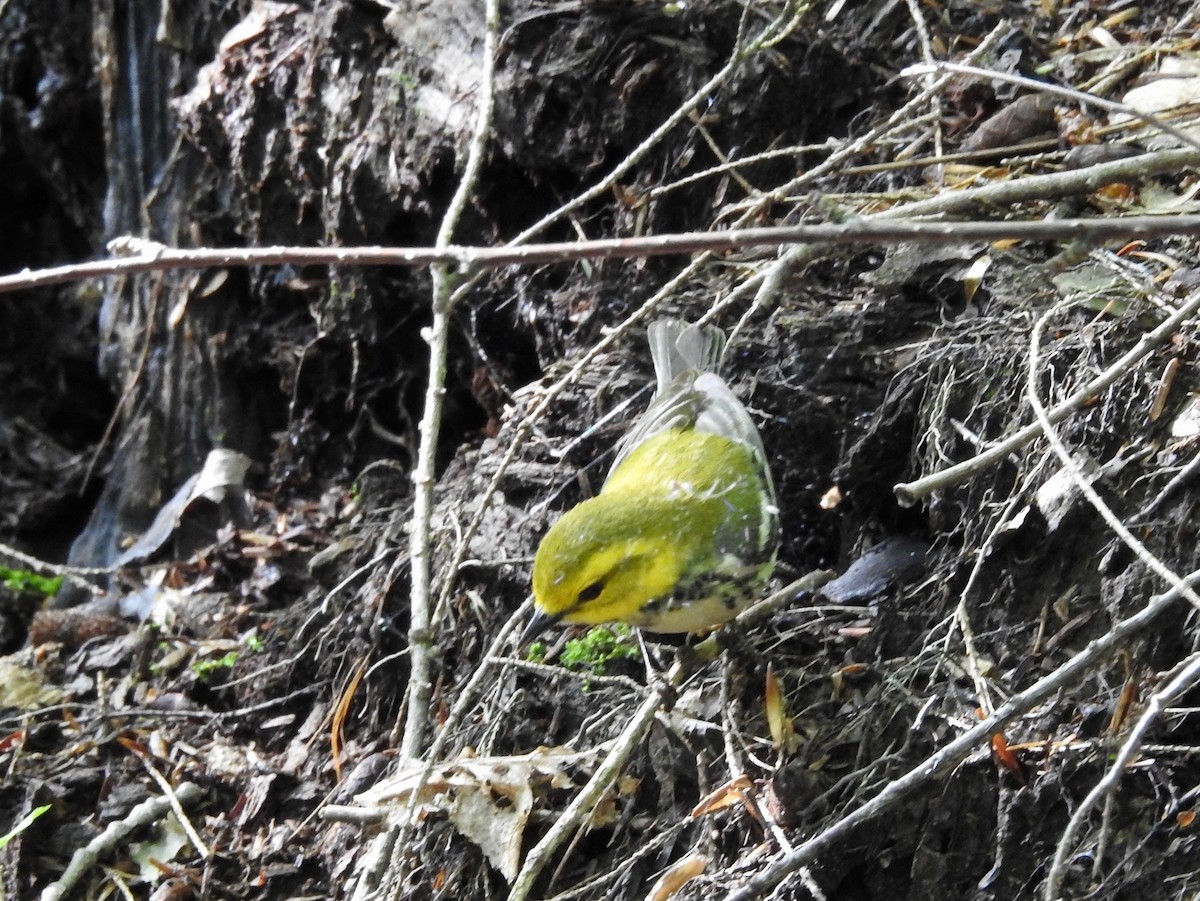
[0, 805, 51, 850]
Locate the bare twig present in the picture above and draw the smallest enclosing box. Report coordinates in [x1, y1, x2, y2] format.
[374, 11, 832, 893]
[900, 0, 944, 176]
[400, 0, 501, 763]
[136, 759, 211, 859]
[1135, 446, 1200, 519]
[506, 661, 686, 901]
[0, 541, 110, 594]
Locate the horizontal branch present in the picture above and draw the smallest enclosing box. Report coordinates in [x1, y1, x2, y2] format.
[6, 211, 1200, 295]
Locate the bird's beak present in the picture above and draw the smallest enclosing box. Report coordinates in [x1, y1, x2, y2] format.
[520, 608, 560, 646]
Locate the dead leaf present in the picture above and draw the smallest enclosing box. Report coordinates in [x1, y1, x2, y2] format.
[354, 747, 600, 883]
[1150, 358, 1180, 422]
[646, 854, 708, 901]
[0, 655, 64, 710]
[961, 253, 992, 304]
[1170, 395, 1200, 438]
[961, 94, 1057, 152]
[690, 774, 753, 818]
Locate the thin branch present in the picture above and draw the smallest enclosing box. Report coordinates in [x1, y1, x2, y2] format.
[8, 201, 1200, 297]
[399, 0, 501, 763]
[0, 540, 110, 594]
[1136, 446, 1200, 519]
[900, 0, 944, 174]
[856, 149, 1200, 222]
[136, 758, 211, 858]
[39, 782, 204, 901]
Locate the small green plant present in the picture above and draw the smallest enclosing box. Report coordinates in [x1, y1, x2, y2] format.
[560, 624, 639, 676]
[0, 566, 62, 596]
[242, 633, 265, 652]
[525, 641, 547, 664]
[192, 651, 239, 679]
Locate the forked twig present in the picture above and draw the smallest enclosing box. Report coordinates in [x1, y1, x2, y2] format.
[39, 782, 204, 901]
[401, 0, 502, 762]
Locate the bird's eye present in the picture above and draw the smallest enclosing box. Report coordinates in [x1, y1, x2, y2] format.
[578, 580, 605, 603]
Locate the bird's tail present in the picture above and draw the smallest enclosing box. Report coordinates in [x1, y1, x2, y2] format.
[648, 319, 725, 394]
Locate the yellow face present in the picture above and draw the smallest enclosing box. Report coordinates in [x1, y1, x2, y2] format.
[532, 495, 685, 628]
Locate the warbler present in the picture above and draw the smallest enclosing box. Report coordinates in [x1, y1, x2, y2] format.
[525, 319, 779, 639]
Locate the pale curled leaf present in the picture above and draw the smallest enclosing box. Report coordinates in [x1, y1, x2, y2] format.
[1171, 395, 1200, 438]
[128, 813, 191, 883]
[446, 763, 532, 882]
[353, 746, 599, 882]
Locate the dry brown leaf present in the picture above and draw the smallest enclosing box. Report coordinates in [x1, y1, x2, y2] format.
[646, 854, 709, 901]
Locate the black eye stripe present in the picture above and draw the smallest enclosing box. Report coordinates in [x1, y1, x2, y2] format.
[578, 580, 605, 603]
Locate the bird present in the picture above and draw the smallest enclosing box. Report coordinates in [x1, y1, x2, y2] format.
[525, 318, 779, 641]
